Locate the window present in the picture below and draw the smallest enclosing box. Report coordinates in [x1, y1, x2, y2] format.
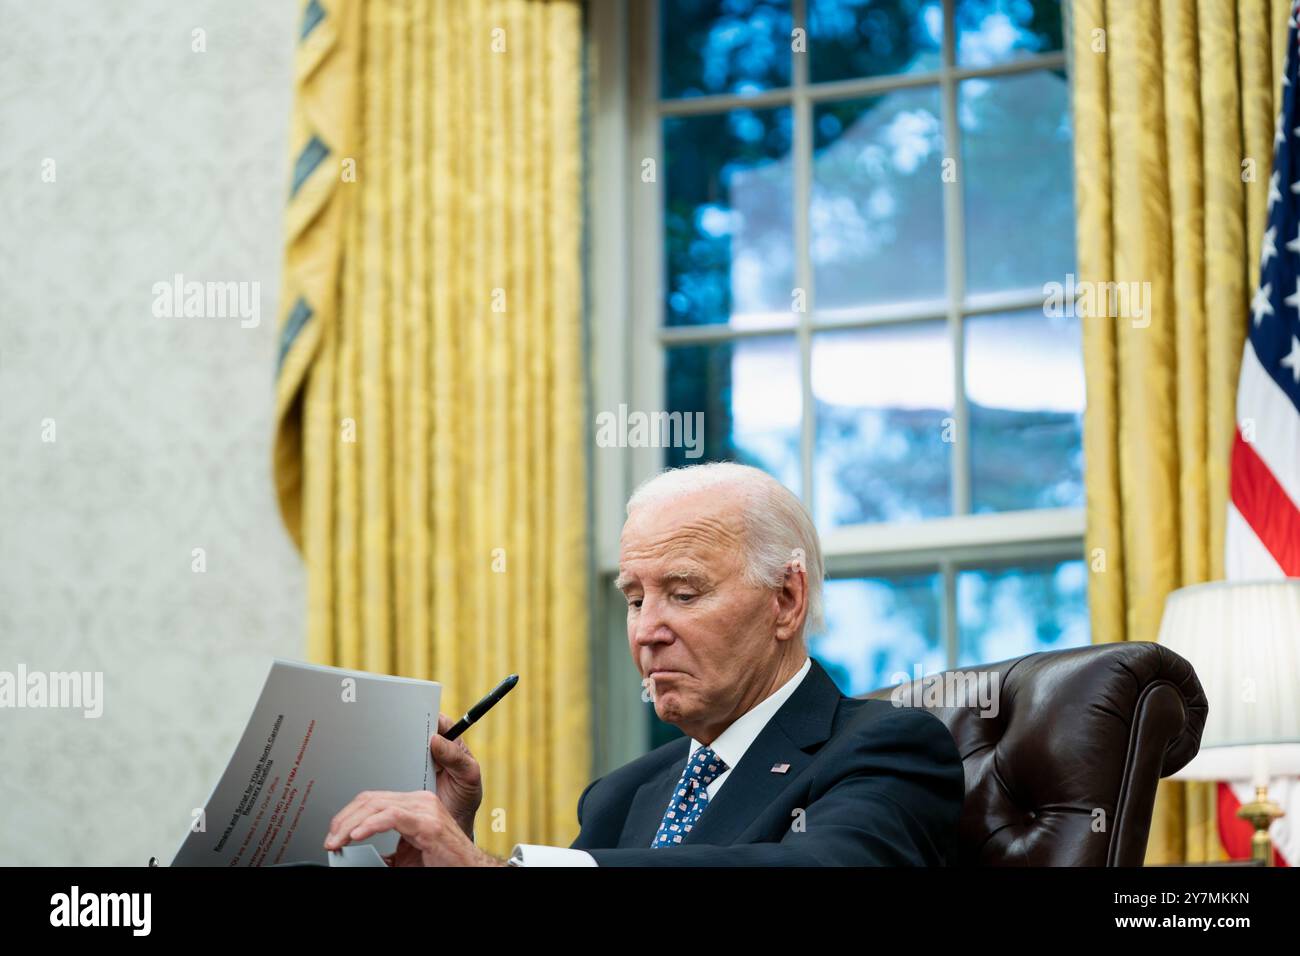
[595, 0, 1085, 733]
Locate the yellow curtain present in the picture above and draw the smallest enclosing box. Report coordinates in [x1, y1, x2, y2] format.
[1072, 0, 1290, 864]
[272, 0, 589, 856]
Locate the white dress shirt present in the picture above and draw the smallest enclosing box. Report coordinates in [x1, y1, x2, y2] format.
[509, 657, 812, 866]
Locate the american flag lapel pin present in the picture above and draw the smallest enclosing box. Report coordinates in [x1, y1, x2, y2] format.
[770, 762, 790, 774]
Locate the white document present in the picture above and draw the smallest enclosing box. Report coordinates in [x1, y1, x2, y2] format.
[169, 659, 440, 867]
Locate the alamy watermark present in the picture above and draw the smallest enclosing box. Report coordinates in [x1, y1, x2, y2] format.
[889, 665, 1001, 718]
[151, 273, 260, 328]
[50, 886, 150, 935]
[1043, 273, 1151, 328]
[0, 665, 103, 718]
[595, 404, 703, 459]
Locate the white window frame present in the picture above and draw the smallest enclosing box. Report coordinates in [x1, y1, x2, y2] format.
[587, 0, 1085, 697]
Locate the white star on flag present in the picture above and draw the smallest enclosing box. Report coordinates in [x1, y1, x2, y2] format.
[1287, 225, 1300, 254]
[1285, 279, 1300, 311]
[1262, 225, 1278, 266]
[1252, 283, 1275, 325]
[1282, 335, 1300, 383]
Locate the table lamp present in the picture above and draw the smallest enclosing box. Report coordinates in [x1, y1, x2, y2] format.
[1156, 578, 1300, 866]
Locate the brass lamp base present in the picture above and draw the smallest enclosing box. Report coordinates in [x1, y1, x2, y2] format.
[1236, 785, 1285, 866]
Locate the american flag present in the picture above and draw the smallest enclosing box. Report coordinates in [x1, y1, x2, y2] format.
[1222, 3, 1300, 868]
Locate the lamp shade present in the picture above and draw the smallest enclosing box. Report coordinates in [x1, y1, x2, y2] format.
[1155, 579, 1300, 782]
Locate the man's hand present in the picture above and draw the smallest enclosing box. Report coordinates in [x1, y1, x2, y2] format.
[430, 712, 483, 838]
[323, 790, 506, 867]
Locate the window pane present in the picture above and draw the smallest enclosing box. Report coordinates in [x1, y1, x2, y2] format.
[956, 0, 1064, 68]
[811, 572, 945, 695]
[660, 0, 793, 100]
[664, 109, 794, 328]
[957, 558, 1089, 665]
[808, 0, 942, 84]
[812, 322, 953, 527]
[961, 70, 1073, 294]
[665, 337, 802, 492]
[813, 87, 946, 314]
[965, 309, 1084, 512]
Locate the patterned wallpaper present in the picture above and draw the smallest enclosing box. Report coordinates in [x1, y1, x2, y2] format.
[0, 1, 306, 864]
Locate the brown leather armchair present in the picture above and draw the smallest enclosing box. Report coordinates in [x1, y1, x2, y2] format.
[861, 641, 1208, 865]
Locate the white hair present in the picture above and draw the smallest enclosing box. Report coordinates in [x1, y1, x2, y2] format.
[625, 462, 825, 638]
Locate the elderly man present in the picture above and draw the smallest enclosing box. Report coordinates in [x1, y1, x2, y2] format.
[324, 462, 965, 866]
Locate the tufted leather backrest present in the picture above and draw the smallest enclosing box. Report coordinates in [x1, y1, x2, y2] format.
[860, 641, 1207, 865]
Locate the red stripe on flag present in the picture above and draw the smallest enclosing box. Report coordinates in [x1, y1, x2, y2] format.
[1229, 428, 1300, 575]
[1216, 782, 1289, 866]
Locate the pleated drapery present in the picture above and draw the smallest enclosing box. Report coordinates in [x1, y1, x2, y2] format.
[273, 0, 589, 855]
[1071, 0, 1291, 863]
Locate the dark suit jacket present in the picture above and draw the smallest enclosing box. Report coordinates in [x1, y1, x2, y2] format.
[569, 658, 965, 865]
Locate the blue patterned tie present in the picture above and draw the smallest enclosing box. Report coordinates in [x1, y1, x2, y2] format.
[650, 746, 729, 848]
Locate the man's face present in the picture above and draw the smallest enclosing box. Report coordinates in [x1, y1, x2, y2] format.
[616, 489, 782, 736]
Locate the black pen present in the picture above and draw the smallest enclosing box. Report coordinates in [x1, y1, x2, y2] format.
[443, 674, 518, 741]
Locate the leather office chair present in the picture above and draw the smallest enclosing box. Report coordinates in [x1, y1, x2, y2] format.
[861, 641, 1207, 865]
